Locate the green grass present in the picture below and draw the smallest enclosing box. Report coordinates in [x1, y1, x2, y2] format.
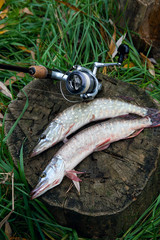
[0, 0, 160, 239]
[116, 195, 160, 240]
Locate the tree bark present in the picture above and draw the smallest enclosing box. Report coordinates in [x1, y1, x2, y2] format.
[119, 0, 160, 58]
[4, 74, 160, 239]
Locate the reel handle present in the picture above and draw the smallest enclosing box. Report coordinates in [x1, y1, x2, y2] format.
[117, 44, 129, 64]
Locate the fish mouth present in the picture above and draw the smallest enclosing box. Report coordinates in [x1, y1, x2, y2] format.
[30, 147, 40, 158]
[30, 123, 62, 158]
[30, 179, 60, 199]
[30, 180, 50, 200]
[30, 140, 56, 158]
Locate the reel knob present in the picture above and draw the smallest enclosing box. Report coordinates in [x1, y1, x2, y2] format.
[117, 44, 129, 64]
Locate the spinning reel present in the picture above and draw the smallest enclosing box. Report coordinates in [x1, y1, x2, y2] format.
[0, 44, 129, 100]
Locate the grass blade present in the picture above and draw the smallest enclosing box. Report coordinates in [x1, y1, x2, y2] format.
[3, 89, 28, 143]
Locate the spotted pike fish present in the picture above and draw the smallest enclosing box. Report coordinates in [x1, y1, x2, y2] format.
[30, 111, 160, 199]
[30, 98, 157, 157]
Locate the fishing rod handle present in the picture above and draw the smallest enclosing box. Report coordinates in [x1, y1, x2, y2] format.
[29, 65, 49, 78]
[29, 65, 68, 81]
[0, 63, 49, 79]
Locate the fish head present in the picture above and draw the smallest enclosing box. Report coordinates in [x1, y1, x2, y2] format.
[30, 121, 63, 157]
[30, 156, 65, 199]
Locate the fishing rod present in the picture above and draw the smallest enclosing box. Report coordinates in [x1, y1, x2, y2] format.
[0, 44, 129, 100]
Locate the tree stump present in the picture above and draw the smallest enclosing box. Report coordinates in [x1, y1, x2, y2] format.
[5, 74, 160, 239]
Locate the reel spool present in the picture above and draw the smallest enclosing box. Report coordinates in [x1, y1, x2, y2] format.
[65, 66, 101, 99]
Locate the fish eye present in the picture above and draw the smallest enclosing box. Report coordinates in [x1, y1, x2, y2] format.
[40, 134, 46, 140]
[40, 172, 46, 178]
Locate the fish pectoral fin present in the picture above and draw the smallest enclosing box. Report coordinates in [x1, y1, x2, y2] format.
[67, 170, 84, 174]
[127, 128, 144, 139]
[66, 170, 82, 182]
[66, 170, 81, 194]
[95, 139, 110, 151]
[73, 180, 80, 194]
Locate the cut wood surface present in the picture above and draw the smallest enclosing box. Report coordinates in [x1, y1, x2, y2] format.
[5, 74, 160, 239]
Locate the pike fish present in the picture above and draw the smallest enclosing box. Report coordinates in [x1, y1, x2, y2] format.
[30, 112, 160, 199]
[30, 98, 157, 157]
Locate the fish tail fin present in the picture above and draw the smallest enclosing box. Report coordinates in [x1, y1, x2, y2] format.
[149, 111, 160, 127]
[146, 107, 159, 116]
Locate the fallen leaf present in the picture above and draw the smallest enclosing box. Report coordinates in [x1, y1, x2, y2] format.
[102, 19, 116, 74]
[30, 50, 35, 60]
[108, 19, 117, 57]
[148, 66, 155, 77]
[148, 57, 157, 65]
[0, 102, 7, 108]
[102, 20, 126, 74]
[108, 20, 127, 58]
[0, 23, 5, 29]
[57, 22, 63, 40]
[99, 23, 108, 43]
[55, 0, 86, 15]
[146, 84, 154, 92]
[20, 7, 33, 15]
[36, 34, 41, 47]
[0, 171, 14, 229]
[5, 221, 12, 239]
[0, 29, 8, 34]
[18, 45, 31, 53]
[140, 52, 155, 77]
[0, 7, 8, 19]
[17, 45, 35, 60]
[0, 211, 13, 229]
[93, 11, 108, 44]
[0, 112, 3, 119]
[5, 72, 25, 85]
[0, 53, 7, 59]
[112, 32, 126, 58]
[0, 0, 5, 10]
[123, 62, 135, 68]
[0, 81, 12, 99]
[10, 237, 27, 240]
[0, 112, 3, 127]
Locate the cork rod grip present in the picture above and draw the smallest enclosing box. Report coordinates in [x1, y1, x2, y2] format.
[29, 65, 48, 78]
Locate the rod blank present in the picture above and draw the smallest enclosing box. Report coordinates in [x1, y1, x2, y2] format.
[0, 63, 31, 73]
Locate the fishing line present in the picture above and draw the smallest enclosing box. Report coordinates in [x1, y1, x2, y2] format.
[15, 66, 83, 102]
[24, 85, 82, 102]
[58, 66, 83, 103]
[60, 80, 82, 103]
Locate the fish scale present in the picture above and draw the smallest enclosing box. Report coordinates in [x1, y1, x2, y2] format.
[58, 117, 152, 171]
[30, 112, 160, 199]
[30, 98, 157, 157]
